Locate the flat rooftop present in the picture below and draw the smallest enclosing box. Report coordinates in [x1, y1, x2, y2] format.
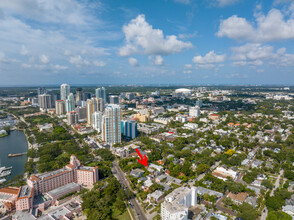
[47, 182, 80, 198]
[19, 185, 32, 198]
[78, 166, 93, 171]
[38, 168, 69, 180]
[48, 206, 71, 219]
[0, 193, 13, 201]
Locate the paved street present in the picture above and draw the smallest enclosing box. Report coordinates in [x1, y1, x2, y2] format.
[112, 161, 147, 220]
[260, 169, 284, 220]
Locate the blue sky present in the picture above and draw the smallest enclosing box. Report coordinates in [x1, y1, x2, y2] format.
[0, 0, 294, 86]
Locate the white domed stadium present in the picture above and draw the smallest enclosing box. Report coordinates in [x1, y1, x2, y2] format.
[174, 88, 192, 94]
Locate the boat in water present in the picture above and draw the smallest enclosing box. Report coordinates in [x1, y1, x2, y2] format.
[0, 166, 12, 178]
[0, 178, 6, 184]
[8, 153, 26, 157]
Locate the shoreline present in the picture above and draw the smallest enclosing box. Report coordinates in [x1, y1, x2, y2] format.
[0, 133, 8, 138]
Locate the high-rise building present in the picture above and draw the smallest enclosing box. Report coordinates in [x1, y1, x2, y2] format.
[50, 93, 57, 108]
[38, 94, 52, 110]
[126, 93, 135, 100]
[76, 106, 87, 121]
[121, 120, 137, 139]
[189, 106, 200, 117]
[86, 99, 93, 125]
[93, 111, 103, 132]
[66, 93, 75, 113]
[86, 98, 105, 125]
[102, 104, 121, 146]
[75, 88, 83, 105]
[109, 95, 119, 104]
[55, 100, 66, 115]
[67, 111, 79, 125]
[82, 92, 91, 101]
[97, 98, 105, 112]
[95, 87, 107, 102]
[60, 83, 70, 101]
[37, 87, 47, 96]
[196, 100, 203, 108]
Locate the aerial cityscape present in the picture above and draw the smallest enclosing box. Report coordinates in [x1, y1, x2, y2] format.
[1, 1, 294, 220]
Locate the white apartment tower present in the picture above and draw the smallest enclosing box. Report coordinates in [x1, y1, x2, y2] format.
[95, 87, 107, 102]
[66, 93, 75, 113]
[38, 94, 52, 110]
[93, 111, 103, 132]
[102, 104, 121, 146]
[60, 83, 70, 101]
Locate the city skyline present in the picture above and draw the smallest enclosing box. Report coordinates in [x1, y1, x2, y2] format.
[0, 0, 294, 86]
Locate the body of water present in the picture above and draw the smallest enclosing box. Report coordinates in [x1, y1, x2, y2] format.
[0, 130, 28, 181]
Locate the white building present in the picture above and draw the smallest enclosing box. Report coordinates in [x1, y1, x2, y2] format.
[189, 106, 200, 117]
[212, 167, 238, 181]
[92, 111, 103, 132]
[102, 104, 121, 146]
[183, 123, 198, 130]
[154, 117, 171, 125]
[161, 187, 197, 220]
[60, 84, 70, 101]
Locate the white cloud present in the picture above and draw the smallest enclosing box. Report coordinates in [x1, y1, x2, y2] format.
[53, 64, 68, 70]
[0, 51, 19, 63]
[174, 0, 191, 5]
[184, 64, 193, 69]
[39, 54, 49, 64]
[193, 50, 226, 68]
[154, 55, 164, 66]
[93, 60, 106, 67]
[178, 31, 197, 39]
[215, 0, 240, 7]
[225, 73, 248, 79]
[183, 70, 192, 74]
[274, 0, 294, 5]
[231, 43, 274, 61]
[128, 57, 139, 67]
[0, 0, 94, 26]
[217, 8, 294, 42]
[20, 45, 29, 55]
[230, 43, 294, 67]
[119, 14, 192, 56]
[69, 55, 89, 66]
[22, 63, 32, 68]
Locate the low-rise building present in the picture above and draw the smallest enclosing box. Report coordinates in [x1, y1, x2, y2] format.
[36, 123, 53, 132]
[228, 192, 248, 205]
[212, 167, 238, 181]
[130, 169, 145, 178]
[147, 190, 164, 203]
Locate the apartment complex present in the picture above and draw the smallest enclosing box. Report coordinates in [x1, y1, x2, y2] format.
[102, 104, 121, 146]
[161, 187, 197, 220]
[121, 120, 137, 139]
[27, 155, 98, 196]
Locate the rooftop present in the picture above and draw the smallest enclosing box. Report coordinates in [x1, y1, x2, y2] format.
[38, 167, 70, 180]
[0, 187, 19, 195]
[228, 192, 248, 202]
[46, 182, 80, 198]
[78, 166, 94, 171]
[18, 185, 33, 198]
[48, 206, 71, 219]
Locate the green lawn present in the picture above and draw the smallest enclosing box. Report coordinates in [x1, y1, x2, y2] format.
[116, 211, 131, 220]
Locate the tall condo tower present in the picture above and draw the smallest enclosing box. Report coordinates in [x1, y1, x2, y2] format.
[60, 83, 70, 101]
